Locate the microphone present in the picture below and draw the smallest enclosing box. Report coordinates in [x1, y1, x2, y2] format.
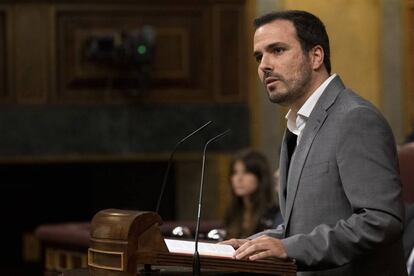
[192, 129, 231, 276]
[155, 121, 212, 214]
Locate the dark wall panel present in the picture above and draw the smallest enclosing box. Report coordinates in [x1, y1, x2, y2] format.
[0, 105, 249, 158]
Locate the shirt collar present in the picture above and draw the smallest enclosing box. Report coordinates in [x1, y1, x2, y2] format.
[286, 73, 337, 134]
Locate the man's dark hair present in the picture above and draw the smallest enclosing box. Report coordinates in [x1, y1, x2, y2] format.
[254, 10, 331, 74]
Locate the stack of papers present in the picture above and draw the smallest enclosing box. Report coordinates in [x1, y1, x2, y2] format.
[164, 238, 235, 258]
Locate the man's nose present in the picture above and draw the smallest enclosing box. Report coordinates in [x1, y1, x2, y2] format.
[259, 54, 273, 73]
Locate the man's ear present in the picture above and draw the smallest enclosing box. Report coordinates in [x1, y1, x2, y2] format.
[309, 45, 324, 71]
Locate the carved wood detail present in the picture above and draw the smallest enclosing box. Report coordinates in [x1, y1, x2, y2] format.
[213, 4, 246, 103]
[0, 1, 246, 105]
[14, 5, 50, 104]
[55, 6, 235, 104]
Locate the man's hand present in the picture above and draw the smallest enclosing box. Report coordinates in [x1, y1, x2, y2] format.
[234, 235, 288, 261]
[220, 238, 249, 249]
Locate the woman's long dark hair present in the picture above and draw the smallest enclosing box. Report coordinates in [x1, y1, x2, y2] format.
[224, 149, 276, 238]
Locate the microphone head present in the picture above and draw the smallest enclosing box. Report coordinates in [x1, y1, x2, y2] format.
[207, 228, 227, 241]
[172, 226, 192, 238]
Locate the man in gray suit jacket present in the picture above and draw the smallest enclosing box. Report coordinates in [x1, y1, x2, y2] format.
[223, 10, 407, 275]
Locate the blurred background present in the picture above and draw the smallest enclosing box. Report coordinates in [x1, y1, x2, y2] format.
[0, 0, 413, 274]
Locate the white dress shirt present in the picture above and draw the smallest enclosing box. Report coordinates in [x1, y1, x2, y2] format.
[286, 74, 337, 145]
[408, 247, 414, 275]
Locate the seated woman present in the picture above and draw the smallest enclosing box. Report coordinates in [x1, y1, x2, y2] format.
[223, 149, 282, 239]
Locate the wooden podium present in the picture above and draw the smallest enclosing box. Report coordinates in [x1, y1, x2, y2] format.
[87, 209, 296, 275]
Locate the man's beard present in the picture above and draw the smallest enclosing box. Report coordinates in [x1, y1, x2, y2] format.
[263, 67, 312, 106]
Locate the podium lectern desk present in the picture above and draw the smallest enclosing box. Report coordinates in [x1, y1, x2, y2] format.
[87, 209, 296, 275]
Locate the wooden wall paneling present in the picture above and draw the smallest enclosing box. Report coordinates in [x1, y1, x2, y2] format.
[0, 7, 8, 103]
[56, 14, 117, 103]
[14, 4, 50, 104]
[6, 5, 15, 104]
[49, 5, 57, 105]
[212, 4, 246, 103]
[152, 28, 189, 80]
[55, 5, 214, 104]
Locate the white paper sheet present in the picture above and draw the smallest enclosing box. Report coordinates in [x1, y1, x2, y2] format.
[164, 238, 235, 258]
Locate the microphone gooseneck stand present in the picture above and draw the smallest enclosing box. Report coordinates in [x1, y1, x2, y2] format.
[155, 121, 212, 214]
[192, 129, 231, 276]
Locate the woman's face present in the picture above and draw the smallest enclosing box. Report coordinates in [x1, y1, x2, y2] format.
[231, 160, 259, 198]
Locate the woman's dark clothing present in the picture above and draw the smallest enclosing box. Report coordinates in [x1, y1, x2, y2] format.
[257, 204, 283, 231]
[225, 204, 283, 239]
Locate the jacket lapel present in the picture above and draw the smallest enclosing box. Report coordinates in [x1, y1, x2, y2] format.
[282, 76, 346, 231]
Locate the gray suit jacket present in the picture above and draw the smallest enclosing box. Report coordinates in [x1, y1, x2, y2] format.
[253, 76, 407, 275]
[403, 203, 414, 262]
